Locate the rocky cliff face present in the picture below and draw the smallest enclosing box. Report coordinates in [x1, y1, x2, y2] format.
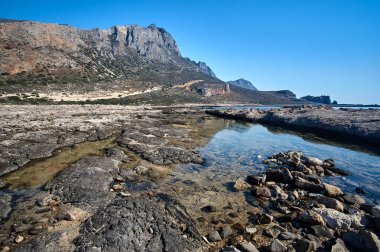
[0, 20, 219, 91]
[227, 78, 257, 90]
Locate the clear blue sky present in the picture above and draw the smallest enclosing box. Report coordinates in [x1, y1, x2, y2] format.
[1, 0, 379, 104]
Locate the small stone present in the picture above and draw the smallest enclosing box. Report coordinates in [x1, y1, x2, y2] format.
[251, 186, 271, 198]
[234, 178, 251, 190]
[210, 217, 219, 225]
[266, 239, 287, 252]
[14, 235, 24, 244]
[118, 192, 131, 197]
[264, 226, 283, 238]
[201, 205, 217, 213]
[272, 185, 288, 200]
[245, 227, 257, 235]
[342, 193, 365, 205]
[55, 212, 74, 221]
[257, 212, 273, 224]
[293, 238, 315, 252]
[112, 184, 124, 191]
[220, 226, 233, 239]
[323, 183, 343, 197]
[35, 208, 51, 214]
[279, 232, 298, 240]
[222, 246, 240, 252]
[229, 212, 239, 218]
[208, 230, 222, 242]
[1, 247, 10, 252]
[114, 176, 124, 182]
[231, 223, 244, 231]
[237, 242, 259, 252]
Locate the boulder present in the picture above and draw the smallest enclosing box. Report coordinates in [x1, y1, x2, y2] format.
[316, 196, 344, 212]
[247, 174, 266, 186]
[281, 168, 293, 184]
[330, 238, 348, 252]
[323, 183, 343, 197]
[266, 169, 284, 183]
[294, 177, 324, 193]
[314, 208, 352, 229]
[307, 157, 323, 166]
[293, 238, 315, 252]
[343, 193, 365, 205]
[341, 230, 380, 252]
[296, 210, 325, 226]
[310, 225, 334, 239]
[251, 187, 271, 198]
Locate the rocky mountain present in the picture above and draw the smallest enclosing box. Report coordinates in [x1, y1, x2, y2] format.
[227, 78, 257, 90]
[301, 95, 332, 104]
[0, 19, 220, 92]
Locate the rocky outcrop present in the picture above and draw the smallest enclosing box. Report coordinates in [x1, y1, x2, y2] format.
[227, 78, 257, 90]
[206, 107, 380, 145]
[301, 95, 333, 104]
[0, 20, 219, 91]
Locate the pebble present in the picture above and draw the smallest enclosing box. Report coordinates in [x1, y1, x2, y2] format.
[1, 247, 10, 252]
[257, 212, 273, 224]
[208, 230, 222, 242]
[14, 235, 24, 243]
[251, 187, 271, 198]
[220, 226, 233, 239]
[201, 205, 217, 213]
[266, 239, 287, 252]
[112, 184, 124, 191]
[245, 227, 257, 235]
[237, 242, 259, 252]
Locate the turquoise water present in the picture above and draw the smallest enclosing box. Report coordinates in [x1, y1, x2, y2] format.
[192, 119, 380, 203]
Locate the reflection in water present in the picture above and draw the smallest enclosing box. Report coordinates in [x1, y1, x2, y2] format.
[191, 119, 380, 203]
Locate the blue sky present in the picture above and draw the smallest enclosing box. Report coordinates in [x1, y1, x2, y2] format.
[1, 0, 379, 104]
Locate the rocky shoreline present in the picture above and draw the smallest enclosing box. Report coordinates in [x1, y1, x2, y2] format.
[205, 106, 380, 145]
[0, 105, 379, 251]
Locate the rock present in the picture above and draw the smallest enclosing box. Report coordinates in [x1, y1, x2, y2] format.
[294, 177, 323, 193]
[272, 185, 288, 200]
[222, 246, 241, 252]
[266, 169, 284, 183]
[133, 165, 149, 175]
[15, 235, 24, 244]
[316, 195, 344, 212]
[237, 242, 259, 252]
[257, 212, 273, 224]
[342, 193, 365, 205]
[266, 239, 287, 252]
[323, 159, 335, 167]
[307, 157, 323, 166]
[323, 183, 343, 197]
[208, 231, 222, 242]
[247, 174, 266, 186]
[372, 205, 380, 218]
[360, 203, 375, 214]
[264, 226, 283, 238]
[355, 187, 367, 194]
[314, 208, 352, 229]
[331, 238, 348, 252]
[234, 178, 251, 190]
[279, 232, 299, 240]
[281, 168, 293, 184]
[55, 212, 75, 221]
[348, 207, 369, 228]
[112, 184, 124, 191]
[293, 238, 315, 252]
[251, 187, 271, 198]
[245, 227, 257, 235]
[341, 230, 380, 252]
[220, 226, 233, 239]
[310, 225, 334, 238]
[0, 179, 7, 189]
[1, 247, 10, 252]
[201, 205, 217, 213]
[296, 210, 325, 225]
[0, 194, 12, 221]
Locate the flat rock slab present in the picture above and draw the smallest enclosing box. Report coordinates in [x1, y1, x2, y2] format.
[74, 194, 203, 252]
[45, 157, 119, 209]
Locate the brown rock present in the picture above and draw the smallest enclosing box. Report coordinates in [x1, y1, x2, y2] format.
[323, 183, 343, 197]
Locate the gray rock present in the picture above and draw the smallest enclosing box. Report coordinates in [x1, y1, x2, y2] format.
[341, 230, 380, 252]
[331, 238, 348, 252]
[44, 157, 119, 209]
[251, 186, 271, 198]
[247, 174, 266, 186]
[342, 193, 365, 205]
[237, 242, 259, 252]
[0, 194, 12, 221]
[279, 232, 299, 240]
[266, 239, 287, 252]
[372, 205, 380, 218]
[281, 168, 293, 184]
[310, 225, 334, 238]
[74, 195, 203, 252]
[296, 210, 325, 226]
[314, 208, 352, 229]
[316, 195, 344, 212]
[257, 212, 273, 224]
[220, 226, 233, 239]
[294, 177, 324, 193]
[208, 231, 222, 242]
[293, 238, 315, 252]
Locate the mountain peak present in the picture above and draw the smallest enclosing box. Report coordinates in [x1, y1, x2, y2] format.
[227, 78, 257, 90]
